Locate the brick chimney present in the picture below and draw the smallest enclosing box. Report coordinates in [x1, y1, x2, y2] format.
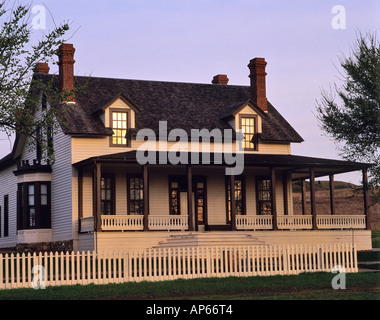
[34, 62, 50, 74]
[212, 74, 229, 85]
[58, 43, 75, 102]
[248, 58, 268, 113]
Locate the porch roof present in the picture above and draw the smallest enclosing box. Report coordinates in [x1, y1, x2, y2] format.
[73, 150, 372, 180]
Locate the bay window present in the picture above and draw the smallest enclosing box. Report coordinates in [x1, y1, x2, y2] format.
[17, 182, 51, 229]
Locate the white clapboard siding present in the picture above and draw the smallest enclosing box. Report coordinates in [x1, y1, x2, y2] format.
[0, 163, 18, 248]
[0, 243, 358, 289]
[51, 130, 73, 241]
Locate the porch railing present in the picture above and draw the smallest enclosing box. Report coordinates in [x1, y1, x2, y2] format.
[236, 215, 366, 230]
[149, 215, 188, 231]
[80, 216, 95, 232]
[99, 215, 188, 231]
[236, 215, 273, 230]
[101, 215, 144, 231]
[316, 215, 366, 229]
[277, 216, 313, 230]
[80, 214, 366, 232]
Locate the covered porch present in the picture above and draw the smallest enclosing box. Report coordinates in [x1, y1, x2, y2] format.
[74, 151, 371, 233]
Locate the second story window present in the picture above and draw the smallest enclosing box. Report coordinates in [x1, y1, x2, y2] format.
[240, 115, 257, 150]
[111, 110, 129, 146]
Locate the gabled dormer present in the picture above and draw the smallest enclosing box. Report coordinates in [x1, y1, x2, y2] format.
[96, 93, 140, 147]
[221, 99, 265, 151]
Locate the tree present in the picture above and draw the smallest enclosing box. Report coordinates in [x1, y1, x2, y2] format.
[0, 2, 76, 163]
[316, 31, 380, 189]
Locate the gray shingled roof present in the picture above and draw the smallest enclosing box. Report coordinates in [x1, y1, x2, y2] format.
[41, 74, 304, 143]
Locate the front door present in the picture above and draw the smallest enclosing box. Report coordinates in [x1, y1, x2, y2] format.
[169, 175, 207, 231]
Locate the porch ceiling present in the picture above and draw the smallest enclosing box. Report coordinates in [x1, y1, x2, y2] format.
[73, 150, 372, 179]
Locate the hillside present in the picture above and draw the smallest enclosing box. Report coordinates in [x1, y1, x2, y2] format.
[292, 181, 380, 230]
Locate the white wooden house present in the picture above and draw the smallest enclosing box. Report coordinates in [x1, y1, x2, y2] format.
[0, 44, 373, 252]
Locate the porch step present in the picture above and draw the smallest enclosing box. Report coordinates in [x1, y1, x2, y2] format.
[154, 232, 267, 248]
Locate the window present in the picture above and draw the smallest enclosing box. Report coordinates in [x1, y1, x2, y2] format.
[41, 94, 47, 110]
[195, 181, 206, 224]
[39, 183, 50, 227]
[225, 176, 245, 223]
[110, 110, 129, 146]
[101, 175, 114, 215]
[47, 126, 54, 160]
[28, 185, 36, 227]
[257, 178, 272, 215]
[169, 181, 180, 215]
[240, 115, 257, 150]
[17, 182, 51, 230]
[36, 127, 42, 160]
[127, 175, 144, 215]
[4, 195, 8, 236]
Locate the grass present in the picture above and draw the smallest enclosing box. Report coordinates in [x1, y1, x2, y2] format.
[372, 231, 380, 248]
[0, 272, 378, 300]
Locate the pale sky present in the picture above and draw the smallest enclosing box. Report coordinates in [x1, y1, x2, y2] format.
[1, 0, 379, 183]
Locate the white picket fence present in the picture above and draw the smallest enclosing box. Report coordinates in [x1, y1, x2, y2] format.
[0, 243, 357, 290]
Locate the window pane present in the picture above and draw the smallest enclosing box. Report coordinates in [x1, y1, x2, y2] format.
[41, 195, 48, 206]
[41, 184, 47, 195]
[29, 208, 36, 227]
[171, 182, 178, 188]
[28, 184, 35, 195]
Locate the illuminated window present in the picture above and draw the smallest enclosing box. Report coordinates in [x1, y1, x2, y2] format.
[111, 111, 128, 146]
[240, 116, 256, 150]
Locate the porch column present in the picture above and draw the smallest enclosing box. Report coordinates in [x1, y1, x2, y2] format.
[143, 165, 149, 231]
[271, 167, 278, 230]
[329, 174, 336, 215]
[282, 171, 289, 216]
[187, 165, 194, 231]
[309, 168, 318, 230]
[230, 173, 237, 231]
[93, 162, 102, 232]
[363, 169, 370, 230]
[78, 168, 83, 232]
[301, 179, 307, 215]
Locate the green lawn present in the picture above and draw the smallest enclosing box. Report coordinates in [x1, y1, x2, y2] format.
[372, 231, 380, 248]
[0, 272, 378, 300]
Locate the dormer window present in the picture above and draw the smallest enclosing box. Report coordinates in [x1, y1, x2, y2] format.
[240, 115, 257, 150]
[110, 109, 130, 146]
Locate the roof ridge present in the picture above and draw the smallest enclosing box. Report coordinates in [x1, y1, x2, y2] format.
[70, 74, 250, 88]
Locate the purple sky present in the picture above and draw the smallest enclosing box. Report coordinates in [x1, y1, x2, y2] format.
[1, 0, 379, 183]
